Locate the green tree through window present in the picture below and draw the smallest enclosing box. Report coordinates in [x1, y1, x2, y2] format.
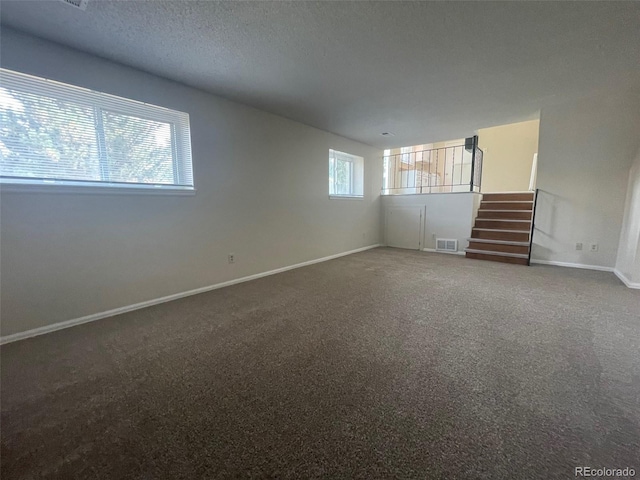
[0, 68, 193, 190]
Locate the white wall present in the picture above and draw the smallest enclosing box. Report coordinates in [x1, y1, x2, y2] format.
[615, 147, 640, 286]
[0, 29, 383, 337]
[382, 193, 480, 252]
[533, 91, 640, 269]
[478, 119, 539, 193]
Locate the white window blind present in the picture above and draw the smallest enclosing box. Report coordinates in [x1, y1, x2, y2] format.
[0, 68, 193, 191]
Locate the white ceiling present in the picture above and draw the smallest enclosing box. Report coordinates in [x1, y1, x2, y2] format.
[1, 1, 639, 148]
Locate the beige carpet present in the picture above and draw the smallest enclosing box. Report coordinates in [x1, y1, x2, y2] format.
[1, 248, 639, 479]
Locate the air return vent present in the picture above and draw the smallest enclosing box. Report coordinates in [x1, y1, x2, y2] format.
[59, 0, 88, 10]
[436, 238, 458, 252]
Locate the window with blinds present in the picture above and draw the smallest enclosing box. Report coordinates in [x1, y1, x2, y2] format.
[0, 68, 193, 192]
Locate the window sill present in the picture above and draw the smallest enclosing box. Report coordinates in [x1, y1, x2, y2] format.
[329, 195, 364, 200]
[0, 182, 196, 196]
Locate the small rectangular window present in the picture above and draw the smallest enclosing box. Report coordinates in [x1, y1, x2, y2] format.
[0, 68, 193, 192]
[329, 149, 363, 198]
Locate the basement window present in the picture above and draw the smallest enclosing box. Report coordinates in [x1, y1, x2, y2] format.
[329, 149, 364, 198]
[0, 68, 194, 193]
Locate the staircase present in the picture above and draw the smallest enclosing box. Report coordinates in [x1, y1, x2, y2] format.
[465, 192, 534, 265]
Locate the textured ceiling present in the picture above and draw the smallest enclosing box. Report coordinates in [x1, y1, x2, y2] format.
[1, 1, 639, 148]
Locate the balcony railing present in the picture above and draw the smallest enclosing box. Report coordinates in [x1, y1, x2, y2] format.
[382, 138, 483, 195]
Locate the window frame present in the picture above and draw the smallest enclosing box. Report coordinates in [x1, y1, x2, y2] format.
[329, 149, 364, 199]
[0, 68, 195, 195]
[335, 156, 354, 195]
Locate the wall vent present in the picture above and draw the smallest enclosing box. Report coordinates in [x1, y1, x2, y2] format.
[436, 238, 458, 252]
[59, 0, 88, 10]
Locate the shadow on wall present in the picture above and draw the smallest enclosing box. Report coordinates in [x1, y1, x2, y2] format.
[532, 190, 558, 237]
[531, 189, 556, 260]
[532, 189, 611, 265]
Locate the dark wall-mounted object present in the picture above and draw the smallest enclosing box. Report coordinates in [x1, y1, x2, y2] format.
[465, 135, 478, 152]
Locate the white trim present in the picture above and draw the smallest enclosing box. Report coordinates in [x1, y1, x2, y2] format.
[481, 191, 533, 194]
[0, 183, 197, 196]
[422, 248, 465, 256]
[0, 244, 381, 345]
[475, 219, 531, 223]
[529, 153, 538, 192]
[328, 195, 363, 200]
[613, 269, 640, 289]
[480, 208, 533, 213]
[530, 259, 614, 272]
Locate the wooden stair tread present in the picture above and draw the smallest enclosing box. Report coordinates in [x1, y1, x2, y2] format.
[477, 210, 533, 220]
[468, 191, 535, 266]
[467, 238, 529, 246]
[467, 242, 529, 255]
[479, 202, 533, 211]
[473, 228, 530, 233]
[465, 192, 535, 265]
[482, 192, 534, 200]
[471, 231, 530, 242]
[465, 251, 529, 265]
[465, 248, 527, 258]
[474, 221, 530, 231]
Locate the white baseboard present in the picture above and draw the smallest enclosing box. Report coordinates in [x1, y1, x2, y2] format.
[481, 190, 534, 194]
[613, 269, 640, 289]
[530, 259, 613, 272]
[0, 244, 381, 345]
[422, 248, 466, 256]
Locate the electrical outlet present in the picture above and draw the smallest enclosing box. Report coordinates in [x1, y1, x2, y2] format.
[576, 243, 583, 251]
[228, 253, 235, 264]
[590, 244, 599, 252]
